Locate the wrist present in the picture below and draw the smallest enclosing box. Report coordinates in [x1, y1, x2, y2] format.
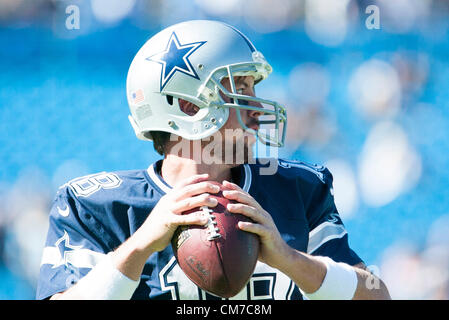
[73, 252, 139, 300]
[303, 256, 358, 300]
[112, 231, 156, 281]
[270, 243, 297, 272]
[276, 249, 328, 294]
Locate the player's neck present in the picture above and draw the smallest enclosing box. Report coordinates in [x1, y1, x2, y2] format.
[161, 153, 234, 186]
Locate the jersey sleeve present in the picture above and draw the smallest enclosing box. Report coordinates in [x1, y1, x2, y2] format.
[36, 186, 109, 300]
[304, 167, 364, 266]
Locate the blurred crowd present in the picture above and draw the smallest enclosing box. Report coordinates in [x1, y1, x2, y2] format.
[1, 0, 449, 299]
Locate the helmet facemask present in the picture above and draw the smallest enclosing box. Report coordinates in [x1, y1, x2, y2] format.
[198, 58, 287, 147]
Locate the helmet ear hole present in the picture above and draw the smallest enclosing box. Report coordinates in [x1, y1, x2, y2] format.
[166, 95, 173, 105]
[178, 99, 200, 116]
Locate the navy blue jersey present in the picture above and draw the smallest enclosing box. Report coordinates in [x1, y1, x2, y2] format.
[36, 158, 363, 300]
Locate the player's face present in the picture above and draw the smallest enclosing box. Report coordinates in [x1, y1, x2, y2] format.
[176, 76, 263, 165]
[220, 75, 263, 134]
[216, 75, 263, 164]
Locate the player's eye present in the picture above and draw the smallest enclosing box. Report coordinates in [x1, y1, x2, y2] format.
[236, 88, 250, 105]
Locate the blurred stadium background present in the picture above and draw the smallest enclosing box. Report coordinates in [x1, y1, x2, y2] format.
[1, 0, 449, 299]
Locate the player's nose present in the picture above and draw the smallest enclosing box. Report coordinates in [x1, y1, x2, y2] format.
[247, 100, 264, 118]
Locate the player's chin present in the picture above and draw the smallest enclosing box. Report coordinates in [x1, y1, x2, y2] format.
[232, 141, 255, 165]
[246, 133, 257, 146]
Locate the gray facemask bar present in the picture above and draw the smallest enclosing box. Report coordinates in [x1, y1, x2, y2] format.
[205, 63, 287, 147]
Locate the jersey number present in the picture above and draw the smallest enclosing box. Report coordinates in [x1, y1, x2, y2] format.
[159, 257, 296, 300]
[68, 172, 122, 197]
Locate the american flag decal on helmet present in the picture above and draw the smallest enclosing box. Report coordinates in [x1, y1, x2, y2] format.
[131, 89, 145, 104]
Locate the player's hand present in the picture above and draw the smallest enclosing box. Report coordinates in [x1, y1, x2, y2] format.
[221, 180, 293, 270]
[139, 174, 220, 253]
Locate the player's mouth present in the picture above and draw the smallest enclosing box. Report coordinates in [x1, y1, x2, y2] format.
[246, 119, 259, 132]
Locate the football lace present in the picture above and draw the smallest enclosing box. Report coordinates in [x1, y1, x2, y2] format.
[200, 206, 221, 241]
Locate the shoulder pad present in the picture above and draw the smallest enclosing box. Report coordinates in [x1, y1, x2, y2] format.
[277, 159, 330, 185]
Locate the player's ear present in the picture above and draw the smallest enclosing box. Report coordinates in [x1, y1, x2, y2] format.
[178, 99, 200, 116]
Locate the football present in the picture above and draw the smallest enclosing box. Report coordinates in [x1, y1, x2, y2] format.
[171, 181, 260, 298]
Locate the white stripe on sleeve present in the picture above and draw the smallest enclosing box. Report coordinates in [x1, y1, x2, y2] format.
[307, 221, 347, 254]
[41, 246, 105, 269]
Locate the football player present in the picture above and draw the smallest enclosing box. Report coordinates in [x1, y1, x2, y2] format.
[37, 20, 390, 300]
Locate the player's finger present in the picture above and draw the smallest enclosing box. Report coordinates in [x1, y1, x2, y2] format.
[226, 203, 260, 222]
[222, 189, 261, 210]
[172, 210, 209, 226]
[171, 193, 218, 214]
[222, 180, 243, 192]
[173, 174, 210, 189]
[173, 181, 220, 201]
[237, 220, 269, 237]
